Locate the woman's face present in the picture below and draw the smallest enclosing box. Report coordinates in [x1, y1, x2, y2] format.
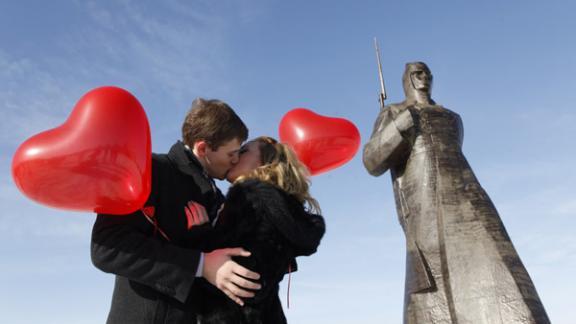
[226, 141, 262, 183]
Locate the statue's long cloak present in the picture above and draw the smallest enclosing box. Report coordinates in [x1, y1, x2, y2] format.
[363, 104, 549, 324]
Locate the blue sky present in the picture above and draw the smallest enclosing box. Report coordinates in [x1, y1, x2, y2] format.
[1, 0, 575, 323]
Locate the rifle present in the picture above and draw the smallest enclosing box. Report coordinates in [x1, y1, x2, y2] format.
[374, 37, 387, 110]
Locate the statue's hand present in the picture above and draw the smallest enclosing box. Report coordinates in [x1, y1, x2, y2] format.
[393, 108, 415, 133]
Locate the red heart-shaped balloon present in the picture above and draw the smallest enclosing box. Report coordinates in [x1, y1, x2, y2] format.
[12, 86, 151, 215]
[279, 108, 360, 175]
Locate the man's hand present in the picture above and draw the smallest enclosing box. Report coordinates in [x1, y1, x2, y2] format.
[203, 247, 261, 306]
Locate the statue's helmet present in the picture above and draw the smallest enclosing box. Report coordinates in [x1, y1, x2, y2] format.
[402, 62, 433, 96]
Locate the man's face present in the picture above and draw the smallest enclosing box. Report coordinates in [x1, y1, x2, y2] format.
[410, 69, 433, 91]
[203, 138, 242, 180]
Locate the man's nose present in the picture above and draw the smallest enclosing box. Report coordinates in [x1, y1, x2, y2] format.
[231, 153, 239, 164]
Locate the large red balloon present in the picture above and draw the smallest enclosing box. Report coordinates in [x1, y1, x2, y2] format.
[12, 86, 151, 215]
[279, 108, 360, 175]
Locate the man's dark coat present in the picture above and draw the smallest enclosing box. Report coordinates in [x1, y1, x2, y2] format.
[91, 141, 224, 324]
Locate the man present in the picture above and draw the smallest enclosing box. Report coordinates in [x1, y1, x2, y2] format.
[363, 62, 549, 323]
[91, 98, 261, 323]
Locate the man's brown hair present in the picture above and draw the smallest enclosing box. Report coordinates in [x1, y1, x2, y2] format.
[181, 98, 248, 149]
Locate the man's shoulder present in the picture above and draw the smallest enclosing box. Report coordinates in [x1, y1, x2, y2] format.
[152, 152, 170, 163]
[151, 152, 174, 172]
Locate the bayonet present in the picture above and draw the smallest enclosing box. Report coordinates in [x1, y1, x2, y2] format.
[374, 37, 387, 109]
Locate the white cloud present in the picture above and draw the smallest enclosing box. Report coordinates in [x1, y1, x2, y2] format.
[0, 180, 93, 240]
[552, 198, 576, 216]
[0, 1, 249, 240]
[516, 109, 576, 130]
[0, 52, 78, 145]
[72, 0, 232, 101]
[0, 0, 244, 148]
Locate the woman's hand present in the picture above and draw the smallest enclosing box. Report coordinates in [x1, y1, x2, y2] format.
[184, 201, 209, 229]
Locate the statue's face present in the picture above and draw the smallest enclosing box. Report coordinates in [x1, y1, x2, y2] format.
[410, 68, 432, 92]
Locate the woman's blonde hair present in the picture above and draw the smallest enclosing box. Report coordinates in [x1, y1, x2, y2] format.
[235, 136, 320, 213]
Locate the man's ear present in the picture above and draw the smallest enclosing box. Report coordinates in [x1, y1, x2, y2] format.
[192, 140, 208, 158]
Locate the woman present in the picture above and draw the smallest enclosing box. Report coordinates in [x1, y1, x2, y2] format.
[188, 136, 325, 324]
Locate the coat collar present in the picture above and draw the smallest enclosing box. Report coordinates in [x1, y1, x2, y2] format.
[167, 141, 206, 177]
[166, 141, 224, 221]
[167, 141, 218, 193]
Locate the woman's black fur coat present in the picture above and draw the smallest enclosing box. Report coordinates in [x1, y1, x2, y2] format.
[185, 179, 325, 323]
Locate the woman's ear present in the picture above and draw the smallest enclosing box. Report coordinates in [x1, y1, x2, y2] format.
[192, 140, 208, 158]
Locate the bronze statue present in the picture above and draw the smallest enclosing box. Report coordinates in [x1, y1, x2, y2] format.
[363, 62, 550, 323]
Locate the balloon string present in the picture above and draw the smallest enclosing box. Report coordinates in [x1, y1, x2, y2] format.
[141, 208, 171, 241]
[287, 262, 292, 309]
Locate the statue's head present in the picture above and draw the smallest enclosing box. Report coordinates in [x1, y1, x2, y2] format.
[402, 62, 433, 97]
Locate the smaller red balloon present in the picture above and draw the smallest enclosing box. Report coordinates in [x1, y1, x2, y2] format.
[279, 108, 360, 175]
[11, 86, 151, 215]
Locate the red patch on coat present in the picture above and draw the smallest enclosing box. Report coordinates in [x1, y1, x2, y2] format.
[184, 201, 207, 230]
[141, 206, 155, 218]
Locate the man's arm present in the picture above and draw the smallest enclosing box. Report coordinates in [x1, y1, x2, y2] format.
[91, 212, 201, 303]
[203, 248, 261, 306]
[179, 204, 263, 307]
